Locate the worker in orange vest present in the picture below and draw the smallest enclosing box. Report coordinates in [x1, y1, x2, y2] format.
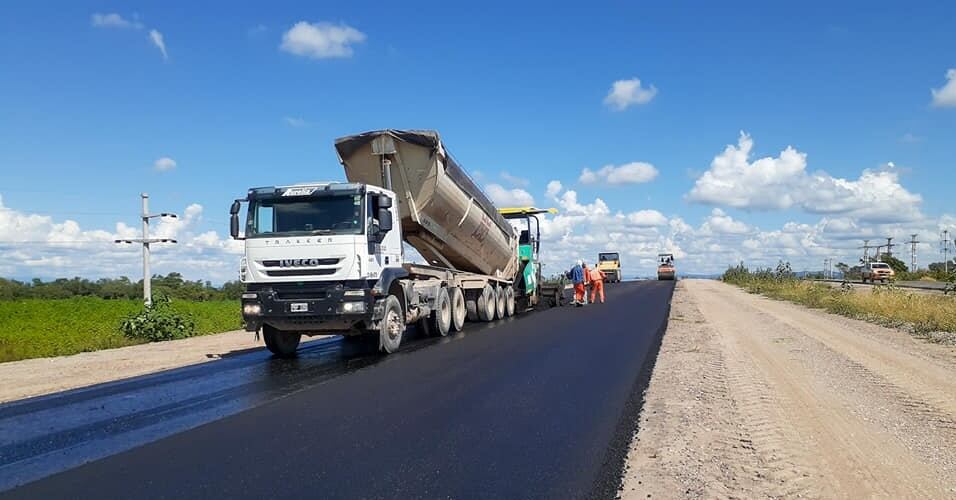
[588, 264, 607, 304]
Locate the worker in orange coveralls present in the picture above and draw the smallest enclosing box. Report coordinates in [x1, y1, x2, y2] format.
[581, 261, 592, 305]
[569, 259, 586, 306]
[588, 263, 607, 304]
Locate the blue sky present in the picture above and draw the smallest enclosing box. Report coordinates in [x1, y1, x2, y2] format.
[1, 1, 955, 281]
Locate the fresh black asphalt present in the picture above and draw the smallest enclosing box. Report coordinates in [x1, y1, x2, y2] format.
[1, 280, 674, 499]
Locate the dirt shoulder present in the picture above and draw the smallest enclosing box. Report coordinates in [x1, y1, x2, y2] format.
[0, 331, 330, 403]
[620, 279, 956, 499]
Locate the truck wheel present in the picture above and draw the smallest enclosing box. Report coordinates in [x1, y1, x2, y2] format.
[450, 287, 466, 332]
[494, 285, 507, 319]
[478, 284, 496, 322]
[504, 287, 515, 317]
[379, 295, 405, 354]
[263, 325, 301, 358]
[430, 287, 452, 337]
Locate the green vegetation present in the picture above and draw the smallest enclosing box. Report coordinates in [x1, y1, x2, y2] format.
[722, 262, 956, 338]
[0, 273, 243, 301]
[0, 296, 240, 363]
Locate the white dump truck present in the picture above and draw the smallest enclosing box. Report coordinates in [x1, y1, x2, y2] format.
[230, 130, 559, 356]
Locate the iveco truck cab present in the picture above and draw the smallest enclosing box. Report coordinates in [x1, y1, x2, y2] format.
[230, 182, 405, 356]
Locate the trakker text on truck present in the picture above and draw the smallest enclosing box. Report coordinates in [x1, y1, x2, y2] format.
[231, 129, 560, 357]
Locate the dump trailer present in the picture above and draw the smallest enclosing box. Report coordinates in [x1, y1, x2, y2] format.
[657, 253, 675, 280]
[597, 252, 622, 283]
[231, 129, 558, 357]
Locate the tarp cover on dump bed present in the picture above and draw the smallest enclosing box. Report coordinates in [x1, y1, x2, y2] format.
[334, 129, 513, 237]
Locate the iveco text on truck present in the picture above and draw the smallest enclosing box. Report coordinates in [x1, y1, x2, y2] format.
[230, 130, 560, 357]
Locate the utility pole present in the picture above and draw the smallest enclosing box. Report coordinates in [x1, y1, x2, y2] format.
[114, 193, 178, 305]
[943, 230, 952, 275]
[909, 234, 919, 272]
[884, 237, 894, 258]
[859, 239, 870, 265]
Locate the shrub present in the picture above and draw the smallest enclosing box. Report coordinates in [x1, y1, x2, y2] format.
[121, 296, 196, 342]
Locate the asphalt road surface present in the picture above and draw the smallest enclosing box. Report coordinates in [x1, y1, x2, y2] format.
[0, 280, 673, 499]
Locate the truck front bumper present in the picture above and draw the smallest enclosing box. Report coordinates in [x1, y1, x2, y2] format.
[241, 285, 376, 333]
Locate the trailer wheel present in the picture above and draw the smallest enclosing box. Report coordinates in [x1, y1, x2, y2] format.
[478, 284, 496, 322]
[504, 287, 515, 317]
[378, 295, 405, 353]
[494, 285, 507, 320]
[450, 287, 466, 332]
[263, 325, 301, 358]
[430, 287, 452, 337]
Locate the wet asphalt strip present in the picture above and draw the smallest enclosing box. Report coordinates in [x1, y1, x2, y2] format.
[1, 280, 674, 499]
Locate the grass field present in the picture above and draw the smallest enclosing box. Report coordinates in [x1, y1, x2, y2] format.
[0, 298, 241, 363]
[724, 277, 956, 339]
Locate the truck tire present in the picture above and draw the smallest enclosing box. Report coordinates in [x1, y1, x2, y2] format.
[450, 287, 466, 332]
[430, 287, 452, 337]
[263, 325, 301, 358]
[378, 295, 405, 354]
[504, 286, 515, 317]
[478, 284, 496, 322]
[465, 292, 481, 321]
[494, 284, 507, 320]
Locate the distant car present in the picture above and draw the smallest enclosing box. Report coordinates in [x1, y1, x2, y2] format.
[861, 262, 895, 283]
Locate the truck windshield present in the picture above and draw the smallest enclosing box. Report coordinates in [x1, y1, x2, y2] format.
[599, 253, 619, 261]
[246, 195, 364, 237]
[871, 263, 890, 269]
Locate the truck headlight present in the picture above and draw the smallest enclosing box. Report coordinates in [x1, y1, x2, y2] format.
[341, 301, 366, 313]
[243, 303, 262, 316]
[239, 257, 248, 282]
[343, 290, 365, 297]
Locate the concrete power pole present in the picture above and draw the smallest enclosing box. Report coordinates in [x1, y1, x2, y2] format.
[943, 230, 952, 275]
[884, 237, 894, 259]
[859, 239, 874, 265]
[909, 234, 919, 272]
[114, 193, 178, 305]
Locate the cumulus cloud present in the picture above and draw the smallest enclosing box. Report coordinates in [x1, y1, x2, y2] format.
[153, 157, 176, 172]
[700, 208, 751, 235]
[579, 162, 659, 185]
[603, 77, 658, 111]
[280, 21, 366, 59]
[931, 69, 956, 107]
[148, 29, 168, 60]
[486, 184, 535, 207]
[545, 180, 563, 200]
[91, 13, 143, 29]
[0, 196, 241, 282]
[626, 210, 668, 227]
[687, 132, 922, 223]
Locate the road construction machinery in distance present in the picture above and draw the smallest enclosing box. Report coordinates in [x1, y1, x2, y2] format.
[230, 129, 560, 357]
[657, 253, 676, 280]
[597, 252, 622, 283]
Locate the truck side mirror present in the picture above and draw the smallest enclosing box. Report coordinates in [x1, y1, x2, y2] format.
[379, 195, 392, 208]
[230, 200, 242, 239]
[377, 208, 392, 233]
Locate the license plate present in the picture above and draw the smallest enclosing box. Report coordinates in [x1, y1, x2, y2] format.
[290, 303, 308, 312]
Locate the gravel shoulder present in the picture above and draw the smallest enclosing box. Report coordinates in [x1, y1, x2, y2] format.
[620, 279, 956, 499]
[0, 331, 330, 403]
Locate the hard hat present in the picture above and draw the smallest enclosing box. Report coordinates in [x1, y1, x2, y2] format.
[576, 259, 583, 266]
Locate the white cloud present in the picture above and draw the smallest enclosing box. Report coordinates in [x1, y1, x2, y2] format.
[499, 171, 529, 187]
[91, 13, 142, 29]
[545, 180, 563, 200]
[148, 29, 168, 60]
[579, 162, 659, 185]
[603, 77, 658, 111]
[687, 132, 922, 223]
[280, 21, 366, 59]
[700, 208, 751, 235]
[930, 69, 956, 107]
[486, 184, 535, 207]
[899, 132, 924, 144]
[283, 116, 308, 127]
[153, 157, 176, 172]
[626, 210, 668, 227]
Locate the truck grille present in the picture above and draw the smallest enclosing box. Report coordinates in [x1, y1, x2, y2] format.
[265, 269, 337, 277]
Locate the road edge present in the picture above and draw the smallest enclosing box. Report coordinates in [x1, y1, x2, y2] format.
[588, 282, 673, 500]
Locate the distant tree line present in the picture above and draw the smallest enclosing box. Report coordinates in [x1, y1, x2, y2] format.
[0, 273, 243, 301]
